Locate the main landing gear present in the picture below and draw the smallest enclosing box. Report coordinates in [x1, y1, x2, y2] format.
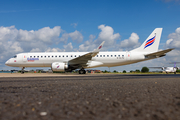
[79, 69, 86, 74]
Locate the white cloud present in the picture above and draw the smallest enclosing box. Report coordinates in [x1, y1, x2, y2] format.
[0, 25, 85, 64]
[0, 26, 18, 41]
[59, 33, 69, 43]
[11, 42, 23, 52]
[69, 30, 83, 43]
[46, 48, 64, 52]
[63, 42, 73, 51]
[0, 26, 63, 63]
[59, 30, 83, 43]
[35, 26, 61, 43]
[97, 25, 120, 46]
[78, 25, 120, 51]
[79, 40, 97, 52]
[166, 27, 180, 49]
[119, 32, 140, 50]
[17, 26, 61, 43]
[163, 27, 180, 65]
[45, 42, 74, 52]
[78, 24, 140, 52]
[71, 23, 78, 28]
[30, 48, 42, 52]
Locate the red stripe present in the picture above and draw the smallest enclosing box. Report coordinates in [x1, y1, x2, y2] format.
[145, 37, 155, 46]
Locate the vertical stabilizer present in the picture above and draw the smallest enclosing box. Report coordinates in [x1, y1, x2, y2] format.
[131, 28, 162, 53]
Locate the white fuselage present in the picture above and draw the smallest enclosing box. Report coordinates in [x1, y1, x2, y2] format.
[163, 67, 177, 73]
[5, 51, 148, 69]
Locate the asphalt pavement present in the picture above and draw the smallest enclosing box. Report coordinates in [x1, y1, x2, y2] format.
[0, 74, 180, 120]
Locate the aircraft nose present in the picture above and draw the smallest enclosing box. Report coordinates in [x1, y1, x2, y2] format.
[5, 60, 9, 66]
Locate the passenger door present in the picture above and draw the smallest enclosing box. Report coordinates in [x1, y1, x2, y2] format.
[22, 54, 27, 62]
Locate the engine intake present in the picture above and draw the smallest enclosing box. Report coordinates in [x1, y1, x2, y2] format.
[51, 62, 68, 72]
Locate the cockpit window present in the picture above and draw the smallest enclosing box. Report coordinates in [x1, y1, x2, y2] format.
[13, 55, 17, 58]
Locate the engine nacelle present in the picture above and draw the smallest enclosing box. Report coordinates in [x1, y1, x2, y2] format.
[51, 62, 68, 72]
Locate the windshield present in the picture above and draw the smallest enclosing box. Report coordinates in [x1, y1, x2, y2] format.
[13, 55, 17, 58]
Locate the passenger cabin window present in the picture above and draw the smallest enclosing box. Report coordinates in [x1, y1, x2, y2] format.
[48, 56, 50, 58]
[30, 56, 32, 58]
[44, 56, 46, 58]
[52, 56, 53, 57]
[66, 55, 68, 57]
[37, 56, 39, 58]
[59, 55, 61, 57]
[75, 55, 76, 57]
[34, 56, 36, 58]
[107, 55, 109, 57]
[71, 55, 72, 57]
[111, 55, 113, 57]
[63, 55, 64, 57]
[118, 55, 120, 57]
[41, 56, 43, 58]
[97, 55, 98, 57]
[103, 55, 105, 57]
[100, 55, 102, 57]
[55, 56, 57, 57]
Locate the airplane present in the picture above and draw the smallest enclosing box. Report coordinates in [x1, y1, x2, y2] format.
[149, 62, 179, 74]
[5, 28, 174, 74]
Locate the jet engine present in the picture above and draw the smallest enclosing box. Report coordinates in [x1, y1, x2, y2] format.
[51, 62, 68, 72]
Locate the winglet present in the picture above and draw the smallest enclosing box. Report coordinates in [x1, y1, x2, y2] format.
[91, 41, 105, 57]
[96, 41, 105, 51]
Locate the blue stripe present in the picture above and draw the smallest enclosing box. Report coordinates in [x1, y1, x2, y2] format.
[145, 36, 155, 44]
[144, 41, 155, 49]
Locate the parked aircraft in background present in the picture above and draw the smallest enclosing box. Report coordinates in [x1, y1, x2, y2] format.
[149, 62, 179, 74]
[5, 28, 173, 74]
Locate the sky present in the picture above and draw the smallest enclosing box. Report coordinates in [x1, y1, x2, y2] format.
[0, 0, 180, 71]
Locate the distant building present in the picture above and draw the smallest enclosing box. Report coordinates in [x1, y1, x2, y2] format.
[86, 69, 102, 73]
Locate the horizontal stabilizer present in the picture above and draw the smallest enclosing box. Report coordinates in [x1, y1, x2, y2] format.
[145, 48, 174, 58]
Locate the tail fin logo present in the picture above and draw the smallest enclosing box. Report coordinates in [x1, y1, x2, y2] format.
[98, 45, 102, 49]
[144, 35, 156, 49]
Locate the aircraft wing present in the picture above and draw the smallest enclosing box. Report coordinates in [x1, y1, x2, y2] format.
[67, 41, 105, 70]
[149, 67, 165, 69]
[145, 48, 174, 58]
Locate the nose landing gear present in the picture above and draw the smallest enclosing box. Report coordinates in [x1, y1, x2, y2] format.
[21, 67, 25, 74]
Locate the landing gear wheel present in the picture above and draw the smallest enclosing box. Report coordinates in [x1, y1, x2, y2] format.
[83, 70, 86, 74]
[79, 70, 86, 74]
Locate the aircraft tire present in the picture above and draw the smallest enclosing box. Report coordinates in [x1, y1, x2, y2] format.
[79, 70, 86, 74]
[79, 70, 83, 74]
[83, 70, 86, 74]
